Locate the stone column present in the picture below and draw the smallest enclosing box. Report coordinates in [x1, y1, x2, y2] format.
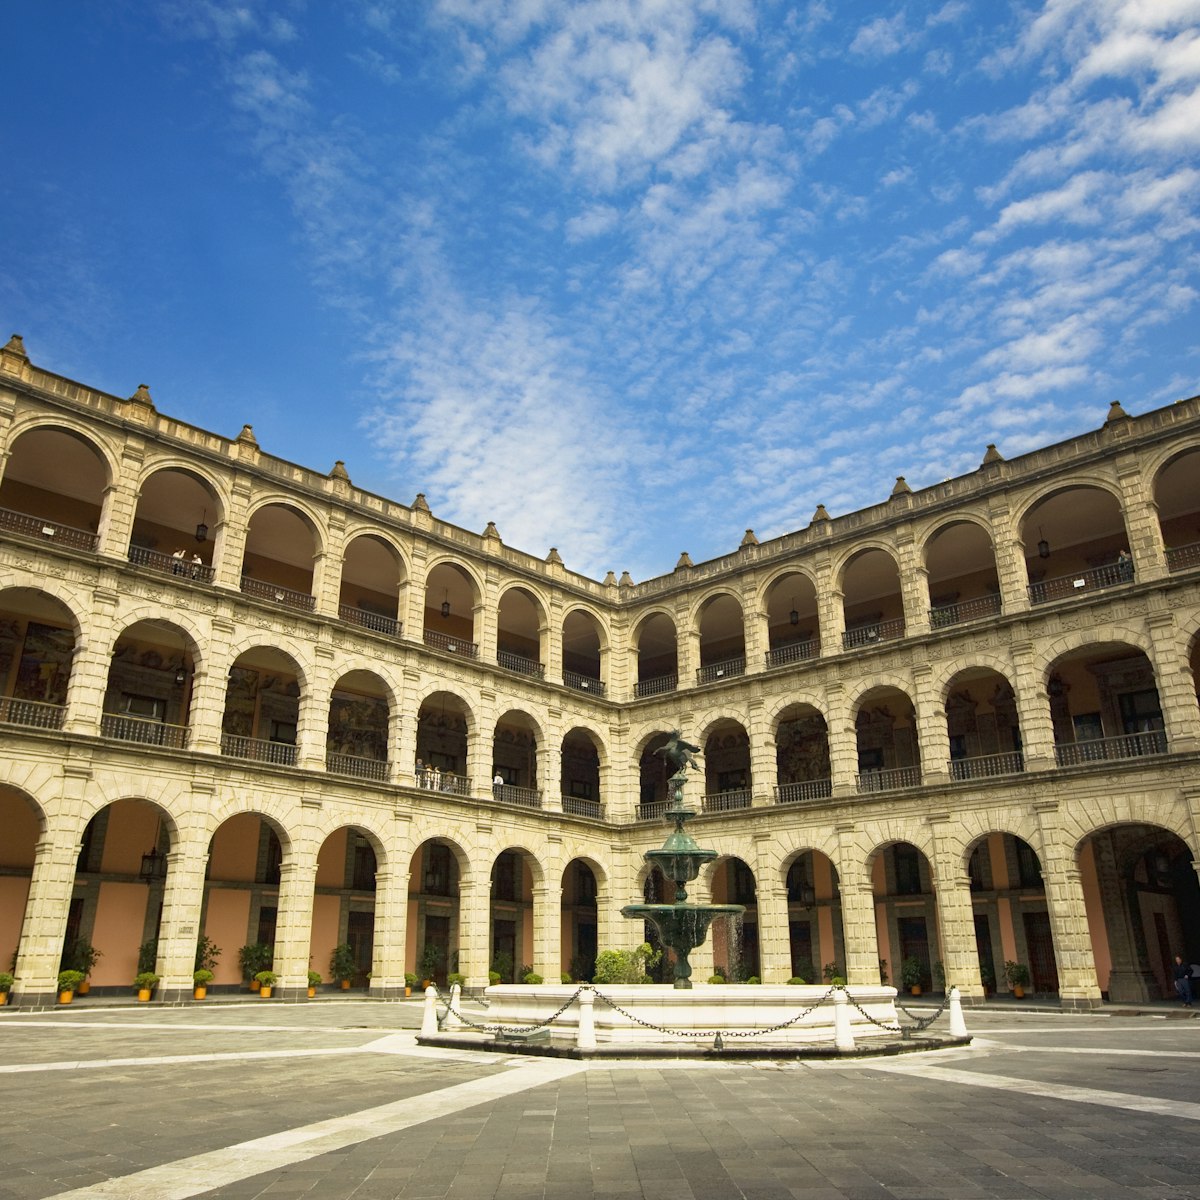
[216, 478, 253, 590]
[540, 739, 562, 813]
[1115, 455, 1167, 581]
[755, 883, 791, 983]
[1034, 801, 1103, 1010]
[532, 884, 562, 980]
[62, 603, 118, 735]
[369, 865, 410, 997]
[273, 858, 318, 999]
[11, 826, 84, 1006]
[1146, 608, 1200, 752]
[601, 842, 643, 953]
[825, 683, 857, 797]
[912, 665, 950, 785]
[836, 822, 878, 985]
[97, 477, 139, 559]
[1009, 639, 1057, 771]
[928, 815, 984, 1003]
[187, 618, 235, 753]
[310, 550, 335, 618]
[295, 646, 332, 771]
[155, 842, 211, 1002]
[743, 604, 769, 675]
[678, 623, 699, 689]
[896, 532, 930, 636]
[989, 501, 1030, 615]
[458, 879, 492, 988]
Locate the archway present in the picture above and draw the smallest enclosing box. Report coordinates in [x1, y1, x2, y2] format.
[490, 849, 535, 981]
[841, 548, 904, 647]
[562, 859, 599, 981]
[925, 520, 1001, 627]
[241, 503, 319, 611]
[785, 850, 843, 982]
[104, 620, 197, 749]
[415, 691, 471, 792]
[339, 533, 405, 635]
[221, 647, 302, 765]
[327, 670, 391, 781]
[312, 825, 381, 989]
[0, 588, 77, 729]
[408, 838, 462, 986]
[128, 466, 219, 582]
[696, 593, 746, 681]
[634, 612, 678, 696]
[710, 857, 759, 981]
[774, 704, 831, 802]
[871, 841, 939, 993]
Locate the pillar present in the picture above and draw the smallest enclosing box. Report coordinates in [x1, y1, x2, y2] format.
[11, 827, 83, 1006]
[273, 858, 318, 999]
[532, 884, 561, 980]
[755, 883, 791, 983]
[928, 816, 984, 1004]
[155, 842, 211, 1002]
[458, 879, 492, 988]
[369, 865, 410, 997]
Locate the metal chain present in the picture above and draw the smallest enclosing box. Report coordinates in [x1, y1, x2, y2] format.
[432, 985, 586, 1036]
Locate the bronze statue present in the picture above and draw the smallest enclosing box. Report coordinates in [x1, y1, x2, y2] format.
[656, 730, 701, 775]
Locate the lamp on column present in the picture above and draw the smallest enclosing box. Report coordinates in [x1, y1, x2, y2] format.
[1037, 526, 1050, 559]
[195, 509, 208, 543]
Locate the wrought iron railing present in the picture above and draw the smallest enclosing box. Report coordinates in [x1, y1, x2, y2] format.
[562, 795, 603, 819]
[930, 594, 1001, 628]
[491, 783, 543, 809]
[855, 765, 922, 793]
[636, 800, 668, 821]
[843, 618, 905, 650]
[949, 751, 1024, 781]
[220, 733, 298, 766]
[1054, 731, 1167, 767]
[1166, 541, 1200, 572]
[326, 752, 389, 781]
[0, 507, 99, 551]
[338, 605, 401, 636]
[127, 545, 216, 583]
[497, 650, 545, 678]
[696, 657, 746, 684]
[774, 779, 833, 804]
[564, 671, 606, 696]
[100, 713, 188, 749]
[702, 789, 751, 812]
[765, 640, 818, 667]
[635, 674, 677, 697]
[0, 696, 67, 730]
[415, 771, 472, 795]
[1028, 562, 1131, 605]
[423, 629, 479, 658]
[239, 576, 316, 612]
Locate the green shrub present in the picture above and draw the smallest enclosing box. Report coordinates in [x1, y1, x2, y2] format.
[193, 969, 214, 986]
[787, 977, 807, 985]
[239, 942, 273, 979]
[0, 972, 13, 993]
[822, 961, 842, 982]
[404, 972, 419, 988]
[329, 943, 356, 982]
[593, 943, 661, 984]
[522, 972, 544, 984]
[561, 972, 572, 983]
[134, 971, 159, 990]
[448, 972, 467, 988]
[707, 974, 726, 984]
[195, 936, 221, 973]
[138, 939, 158, 975]
[829, 975, 847, 985]
[488, 971, 502, 986]
[307, 970, 322, 987]
[62, 938, 101, 977]
[58, 970, 85, 992]
[254, 970, 277, 988]
[745, 976, 761, 985]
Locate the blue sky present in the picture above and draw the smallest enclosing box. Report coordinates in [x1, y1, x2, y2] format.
[2, 1, 1197, 582]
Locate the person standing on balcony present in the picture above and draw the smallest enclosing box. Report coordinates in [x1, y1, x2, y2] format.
[1118, 548, 1134, 581]
[171, 548, 186, 575]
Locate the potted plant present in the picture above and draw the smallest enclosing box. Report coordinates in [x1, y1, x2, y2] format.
[193, 969, 214, 999]
[58, 969, 84, 1004]
[195, 936, 221, 975]
[488, 970, 501, 986]
[900, 956, 923, 995]
[448, 972, 466, 990]
[330, 943, 356, 989]
[134, 971, 159, 1002]
[980, 961, 995, 994]
[307, 970, 321, 998]
[932, 960, 946, 993]
[238, 943, 273, 991]
[522, 971, 544, 984]
[254, 970, 277, 998]
[404, 972, 418, 997]
[418, 943, 444, 987]
[0, 971, 12, 1005]
[1004, 960, 1031, 998]
[64, 938, 101, 994]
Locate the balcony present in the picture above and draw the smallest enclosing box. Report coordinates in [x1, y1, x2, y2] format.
[240, 576, 316, 612]
[415, 770, 472, 795]
[491, 783, 543, 809]
[1054, 731, 1167, 767]
[423, 629, 479, 658]
[1028, 562, 1131, 606]
[327, 752, 390, 782]
[765, 640, 818, 668]
[1166, 541, 1200, 572]
[930, 594, 1002, 629]
[338, 605, 401, 636]
[221, 733, 298, 767]
[843, 619, 905, 650]
[0, 696, 66, 730]
[562, 795, 603, 819]
[564, 671, 606, 696]
[128, 546, 216, 584]
[636, 800, 668, 822]
[701, 789, 751, 813]
[696, 657, 746, 684]
[100, 713, 188, 750]
[855, 765, 921, 793]
[949, 751, 1024, 781]
[636, 674, 677, 698]
[0, 507, 98, 552]
[774, 779, 833, 804]
[498, 650, 545, 679]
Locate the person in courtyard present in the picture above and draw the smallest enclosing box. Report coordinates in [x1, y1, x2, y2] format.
[1173, 954, 1192, 1006]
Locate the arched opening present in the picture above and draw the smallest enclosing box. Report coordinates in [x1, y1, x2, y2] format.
[415, 691, 471, 793]
[339, 533, 405, 636]
[872, 841, 939, 994]
[312, 825, 380, 990]
[491, 711, 540, 805]
[774, 703, 832, 803]
[925, 520, 1001, 628]
[1022, 486, 1133, 604]
[1156, 447, 1200, 572]
[496, 586, 545, 678]
[841, 547, 904, 648]
[326, 670, 391, 781]
[562, 859, 599, 981]
[490, 849, 535, 982]
[637, 731, 675, 818]
[423, 561, 478, 657]
[634, 612, 678, 696]
[561, 728, 602, 819]
[710, 857, 758, 981]
[944, 666, 1023, 780]
[128, 466, 219, 582]
[854, 687, 921, 792]
[240, 503, 319, 611]
[0, 588, 77, 730]
[764, 571, 820, 666]
[221, 647, 302, 766]
[702, 719, 751, 811]
[562, 608, 604, 694]
[408, 838, 462, 986]
[696, 593, 746, 682]
[785, 851, 843, 982]
[0, 787, 42, 980]
[103, 619, 196, 749]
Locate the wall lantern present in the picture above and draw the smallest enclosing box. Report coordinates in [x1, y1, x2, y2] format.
[195, 510, 208, 543]
[174, 665, 188, 686]
[440, 589, 451, 619]
[789, 597, 799, 626]
[1037, 526, 1050, 559]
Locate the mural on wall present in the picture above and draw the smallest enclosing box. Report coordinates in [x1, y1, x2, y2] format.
[776, 714, 830, 782]
[328, 693, 388, 760]
[7, 621, 74, 705]
[222, 667, 299, 740]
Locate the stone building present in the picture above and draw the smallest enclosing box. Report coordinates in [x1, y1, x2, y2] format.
[1, 332, 1198, 1009]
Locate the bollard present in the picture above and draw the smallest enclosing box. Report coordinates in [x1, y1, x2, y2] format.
[833, 988, 856, 1053]
[443, 982, 464, 1030]
[420, 984, 439, 1037]
[576, 986, 596, 1051]
[948, 986, 969, 1038]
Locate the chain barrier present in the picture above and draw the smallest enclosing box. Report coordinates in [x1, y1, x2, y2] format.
[433, 984, 586, 1037]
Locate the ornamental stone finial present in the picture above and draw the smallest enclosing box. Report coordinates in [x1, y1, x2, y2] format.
[675, 551, 694, 570]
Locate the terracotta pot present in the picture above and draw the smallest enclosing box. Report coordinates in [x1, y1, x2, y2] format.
[249, 979, 260, 993]
[59, 990, 74, 1005]
[0, 992, 8, 1006]
[78, 980, 90, 995]
[1013, 984, 1025, 999]
[405, 986, 411, 998]
[910, 985, 922, 996]
[307, 986, 315, 998]
[259, 986, 272, 999]
[137, 988, 151, 1002]
[194, 986, 207, 1000]
[340, 979, 350, 990]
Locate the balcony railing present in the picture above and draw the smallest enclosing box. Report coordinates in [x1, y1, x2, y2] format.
[338, 605, 401, 636]
[221, 733, 298, 766]
[843, 619, 905, 650]
[1028, 562, 1131, 606]
[127, 545, 216, 584]
[636, 674, 677, 698]
[930, 594, 1002, 628]
[240, 576, 316, 612]
[491, 783, 543, 809]
[423, 629, 479, 658]
[562, 795, 603, 819]
[564, 671, 606, 696]
[949, 751, 1024, 781]
[855, 765, 922, 793]
[702, 789, 751, 813]
[100, 713, 188, 749]
[415, 770, 472, 795]
[0, 696, 67, 730]
[1054, 731, 1167, 767]
[326, 752, 389, 781]
[498, 650, 545, 678]
[636, 800, 668, 821]
[697, 657, 746, 684]
[766, 640, 818, 668]
[774, 779, 833, 804]
[1166, 541, 1200, 572]
[0, 507, 99, 551]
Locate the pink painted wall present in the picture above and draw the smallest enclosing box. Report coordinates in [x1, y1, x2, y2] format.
[203, 889, 252, 985]
[0, 877, 30, 972]
[309, 892, 341, 977]
[208, 814, 260, 882]
[316, 829, 348, 888]
[0, 793, 39, 868]
[1079, 840, 1111, 989]
[92, 882, 149, 985]
[100, 803, 160, 876]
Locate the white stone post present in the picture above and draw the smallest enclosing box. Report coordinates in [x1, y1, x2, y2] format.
[833, 988, 855, 1052]
[421, 984, 439, 1036]
[577, 987, 597, 1051]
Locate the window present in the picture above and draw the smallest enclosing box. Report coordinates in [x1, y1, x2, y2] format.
[424, 842, 452, 895]
[122, 694, 164, 719]
[1118, 689, 1164, 734]
[894, 844, 922, 895]
[269, 720, 297, 745]
[1016, 841, 1043, 889]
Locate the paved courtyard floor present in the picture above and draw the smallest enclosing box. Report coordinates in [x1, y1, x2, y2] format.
[1, 997, 1198, 1200]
